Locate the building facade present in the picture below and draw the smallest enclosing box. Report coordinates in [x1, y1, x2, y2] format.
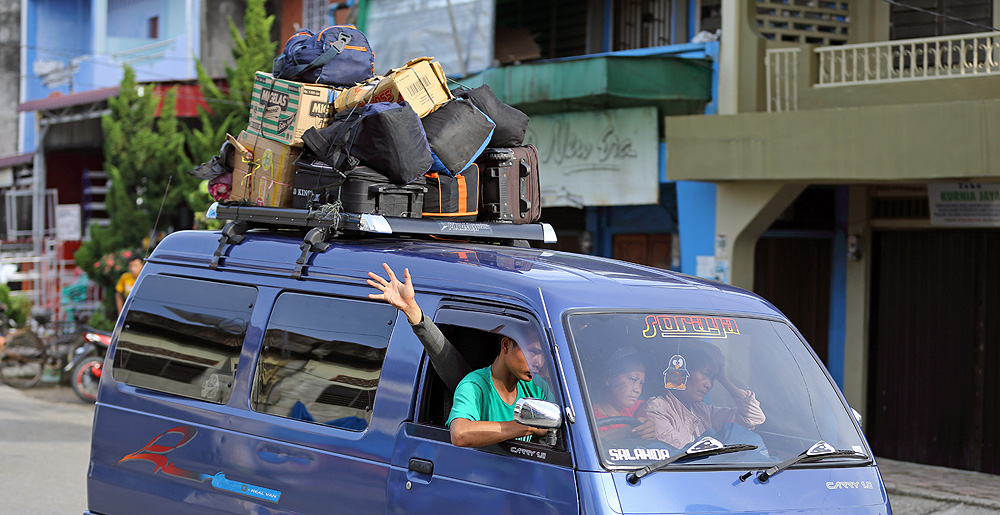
[667, 0, 1000, 474]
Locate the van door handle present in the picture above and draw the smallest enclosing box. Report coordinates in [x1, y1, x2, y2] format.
[408, 458, 434, 475]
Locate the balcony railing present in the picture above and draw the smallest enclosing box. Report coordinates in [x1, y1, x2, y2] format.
[766, 48, 800, 113]
[816, 31, 1000, 86]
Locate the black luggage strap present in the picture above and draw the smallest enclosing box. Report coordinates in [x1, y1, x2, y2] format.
[278, 31, 352, 80]
[211, 220, 250, 269]
[292, 226, 333, 279]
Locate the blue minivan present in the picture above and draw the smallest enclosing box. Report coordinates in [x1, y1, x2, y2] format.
[85, 207, 892, 515]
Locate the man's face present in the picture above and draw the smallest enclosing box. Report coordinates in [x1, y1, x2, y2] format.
[503, 338, 535, 382]
[521, 341, 546, 375]
[673, 367, 715, 406]
[128, 260, 144, 277]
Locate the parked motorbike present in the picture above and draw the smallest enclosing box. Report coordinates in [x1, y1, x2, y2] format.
[65, 327, 112, 402]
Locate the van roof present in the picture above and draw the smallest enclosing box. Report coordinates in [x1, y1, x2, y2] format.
[150, 229, 783, 319]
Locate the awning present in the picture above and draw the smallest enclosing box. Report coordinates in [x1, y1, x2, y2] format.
[458, 54, 713, 116]
[0, 152, 34, 168]
[17, 87, 120, 113]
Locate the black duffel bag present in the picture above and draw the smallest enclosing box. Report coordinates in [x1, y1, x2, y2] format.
[453, 84, 530, 147]
[422, 98, 495, 176]
[302, 101, 432, 184]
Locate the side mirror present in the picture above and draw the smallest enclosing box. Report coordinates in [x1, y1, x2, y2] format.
[514, 398, 562, 429]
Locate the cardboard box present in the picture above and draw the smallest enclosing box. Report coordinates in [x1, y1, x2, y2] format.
[248, 72, 339, 146]
[229, 131, 302, 208]
[334, 57, 452, 117]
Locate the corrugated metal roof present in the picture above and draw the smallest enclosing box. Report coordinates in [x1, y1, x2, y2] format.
[17, 87, 120, 113]
[0, 152, 34, 168]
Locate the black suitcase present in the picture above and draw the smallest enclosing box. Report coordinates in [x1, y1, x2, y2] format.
[475, 145, 541, 223]
[340, 167, 426, 218]
[422, 164, 479, 221]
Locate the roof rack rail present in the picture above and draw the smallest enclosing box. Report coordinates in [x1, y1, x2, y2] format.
[210, 204, 558, 244]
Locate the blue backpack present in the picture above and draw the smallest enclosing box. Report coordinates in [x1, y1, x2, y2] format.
[272, 25, 375, 87]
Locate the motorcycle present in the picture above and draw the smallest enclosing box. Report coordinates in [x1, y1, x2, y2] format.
[65, 326, 112, 402]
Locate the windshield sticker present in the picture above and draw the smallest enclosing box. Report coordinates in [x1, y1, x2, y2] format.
[643, 315, 740, 339]
[609, 448, 672, 461]
[118, 426, 282, 503]
[663, 354, 690, 390]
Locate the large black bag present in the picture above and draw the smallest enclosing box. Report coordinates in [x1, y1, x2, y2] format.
[302, 101, 432, 184]
[292, 152, 347, 209]
[453, 85, 529, 147]
[422, 98, 495, 176]
[272, 25, 375, 87]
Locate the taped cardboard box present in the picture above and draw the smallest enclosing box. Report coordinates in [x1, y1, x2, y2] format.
[229, 131, 302, 208]
[334, 57, 452, 117]
[248, 72, 339, 147]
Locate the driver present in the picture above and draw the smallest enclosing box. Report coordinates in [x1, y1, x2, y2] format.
[592, 347, 656, 440]
[641, 340, 765, 449]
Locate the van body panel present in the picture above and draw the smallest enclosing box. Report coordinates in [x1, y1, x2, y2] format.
[389, 424, 578, 514]
[87, 405, 390, 514]
[612, 466, 889, 514]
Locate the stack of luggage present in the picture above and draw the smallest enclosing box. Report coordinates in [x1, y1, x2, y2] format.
[192, 25, 542, 224]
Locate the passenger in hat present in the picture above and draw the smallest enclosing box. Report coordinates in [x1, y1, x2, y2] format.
[368, 263, 549, 447]
[641, 340, 765, 449]
[592, 346, 657, 440]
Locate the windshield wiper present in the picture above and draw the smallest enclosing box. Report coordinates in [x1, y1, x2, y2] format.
[626, 437, 757, 484]
[749, 441, 869, 483]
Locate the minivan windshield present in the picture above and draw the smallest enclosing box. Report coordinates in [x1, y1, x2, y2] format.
[567, 312, 867, 469]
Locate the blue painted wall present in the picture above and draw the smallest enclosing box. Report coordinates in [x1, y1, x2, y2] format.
[22, 0, 92, 151]
[21, 0, 201, 153]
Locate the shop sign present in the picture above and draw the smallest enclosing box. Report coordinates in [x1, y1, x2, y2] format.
[55, 204, 81, 241]
[928, 183, 1000, 227]
[524, 107, 658, 207]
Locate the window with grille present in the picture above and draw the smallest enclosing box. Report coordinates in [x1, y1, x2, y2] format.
[302, 0, 330, 32]
[496, 0, 588, 58]
[613, 0, 672, 51]
[756, 0, 850, 45]
[890, 0, 992, 39]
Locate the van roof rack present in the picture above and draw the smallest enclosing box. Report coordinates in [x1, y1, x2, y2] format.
[207, 203, 558, 278]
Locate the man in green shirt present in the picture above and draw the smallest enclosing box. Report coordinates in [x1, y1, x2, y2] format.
[368, 263, 549, 447]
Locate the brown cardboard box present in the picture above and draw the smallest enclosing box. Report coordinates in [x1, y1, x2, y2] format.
[247, 72, 340, 147]
[229, 131, 302, 207]
[334, 57, 452, 117]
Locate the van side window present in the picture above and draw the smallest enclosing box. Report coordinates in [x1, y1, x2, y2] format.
[251, 293, 396, 431]
[418, 307, 563, 445]
[112, 275, 257, 404]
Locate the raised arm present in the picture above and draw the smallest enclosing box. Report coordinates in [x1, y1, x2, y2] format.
[368, 263, 471, 391]
[367, 263, 421, 324]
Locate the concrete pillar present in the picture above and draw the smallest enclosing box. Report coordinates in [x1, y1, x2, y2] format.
[719, 0, 765, 115]
[715, 182, 805, 290]
[848, 0, 890, 44]
[843, 185, 872, 427]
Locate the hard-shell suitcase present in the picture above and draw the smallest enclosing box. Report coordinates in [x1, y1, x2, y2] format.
[340, 167, 426, 218]
[475, 145, 541, 223]
[422, 164, 479, 221]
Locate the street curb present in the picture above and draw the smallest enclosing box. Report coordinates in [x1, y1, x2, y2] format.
[885, 482, 1000, 510]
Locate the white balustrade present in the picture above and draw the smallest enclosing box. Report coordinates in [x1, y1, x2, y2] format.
[816, 32, 1000, 86]
[766, 48, 800, 113]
